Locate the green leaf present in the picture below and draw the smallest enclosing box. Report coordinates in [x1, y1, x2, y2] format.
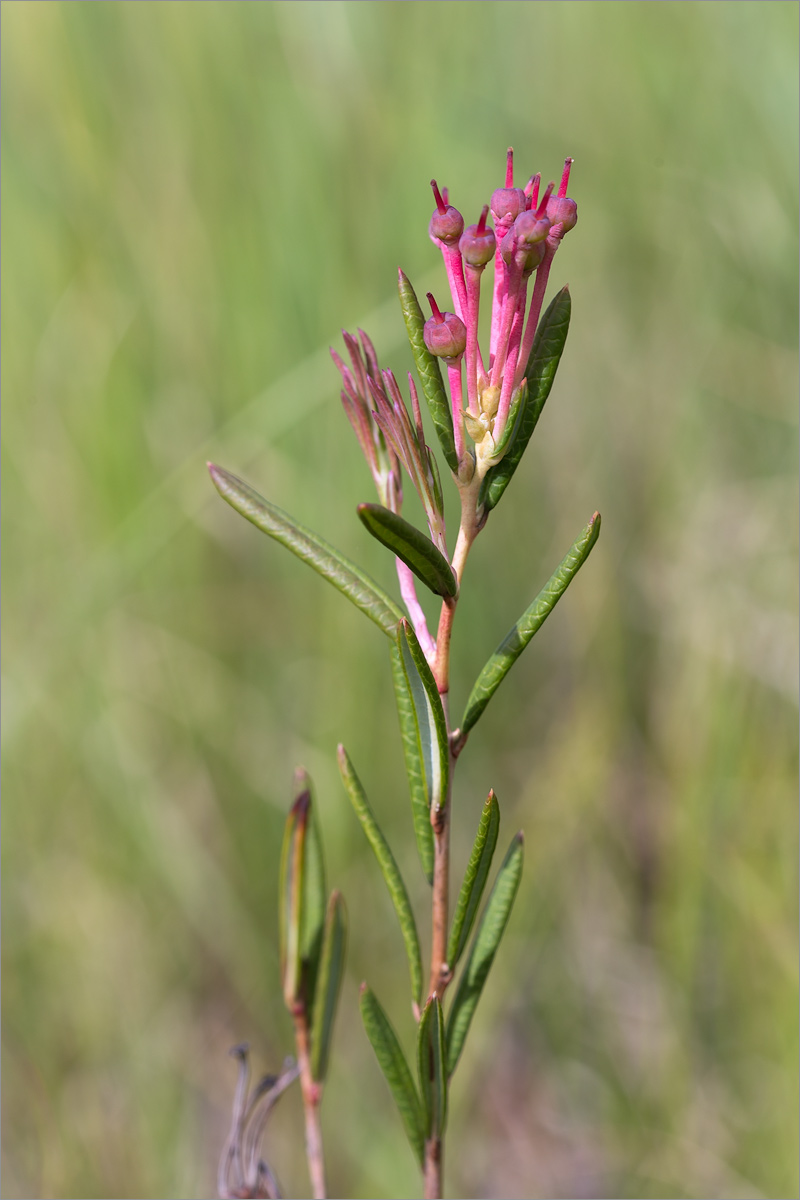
[446, 833, 524, 1078]
[208, 464, 404, 637]
[481, 286, 571, 511]
[390, 643, 435, 885]
[396, 620, 450, 818]
[358, 503, 458, 600]
[338, 745, 423, 1007]
[485, 380, 528, 467]
[293, 769, 327, 1015]
[417, 996, 448, 1139]
[279, 790, 309, 1011]
[398, 269, 458, 473]
[310, 891, 347, 1083]
[460, 512, 600, 739]
[359, 984, 426, 1168]
[447, 790, 500, 970]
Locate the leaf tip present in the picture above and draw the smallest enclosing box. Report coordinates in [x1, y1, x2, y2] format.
[290, 788, 311, 821]
[293, 765, 312, 795]
[359, 981, 368, 997]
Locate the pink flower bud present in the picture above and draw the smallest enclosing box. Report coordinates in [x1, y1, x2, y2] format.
[546, 195, 578, 232]
[429, 179, 464, 245]
[546, 157, 577, 233]
[423, 293, 467, 360]
[459, 205, 496, 267]
[490, 186, 527, 225]
[500, 210, 551, 271]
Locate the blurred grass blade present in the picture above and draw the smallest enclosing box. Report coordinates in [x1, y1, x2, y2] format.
[460, 512, 600, 738]
[297, 770, 327, 1016]
[398, 269, 458, 473]
[357, 503, 458, 599]
[279, 789, 309, 1011]
[338, 745, 423, 1007]
[397, 620, 449, 818]
[417, 996, 448, 1139]
[446, 833, 524, 1078]
[310, 891, 347, 1084]
[481, 286, 571, 511]
[447, 790, 500, 970]
[390, 642, 435, 884]
[208, 464, 404, 637]
[359, 984, 425, 1168]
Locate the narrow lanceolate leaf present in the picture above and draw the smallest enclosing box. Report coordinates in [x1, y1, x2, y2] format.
[446, 833, 525, 1078]
[360, 985, 426, 1168]
[481, 286, 571, 511]
[358, 503, 458, 600]
[417, 996, 448, 1139]
[396, 620, 449, 818]
[390, 642, 434, 884]
[310, 891, 347, 1084]
[460, 512, 600, 738]
[299, 774, 327, 1016]
[208, 464, 404, 637]
[447, 791, 500, 970]
[398, 269, 458, 473]
[338, 745, 423, 1007]
[279, 791, 309, 1011]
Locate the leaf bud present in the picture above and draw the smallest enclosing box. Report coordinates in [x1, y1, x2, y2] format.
[423, 293, 467, 360]
[459, 205, 495, 267]
[429, 179, 464, 245]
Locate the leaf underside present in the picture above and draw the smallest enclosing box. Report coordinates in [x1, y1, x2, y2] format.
[446, 833, 525, 1078]
[338, 745, 423, 1007]
[447, 790, 500, 970]
[396, 620, 449, 818]
[360, 985, 426, 1168]
[390, 642, 435, 884]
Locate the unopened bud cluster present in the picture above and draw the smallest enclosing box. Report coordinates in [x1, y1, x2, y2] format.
[334, 148, 576, 508]
[425, 148, 577, 472]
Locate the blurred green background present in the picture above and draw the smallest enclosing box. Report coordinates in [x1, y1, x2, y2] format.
[2, 2, 797, 1197]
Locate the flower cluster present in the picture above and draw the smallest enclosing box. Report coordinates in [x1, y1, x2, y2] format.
[425, 149, 576, 475]
[332, 148, 577, 503]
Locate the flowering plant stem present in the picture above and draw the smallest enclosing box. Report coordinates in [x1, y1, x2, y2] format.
[212, 148, 598, 1200]
[292, 1011, 327, 1199]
